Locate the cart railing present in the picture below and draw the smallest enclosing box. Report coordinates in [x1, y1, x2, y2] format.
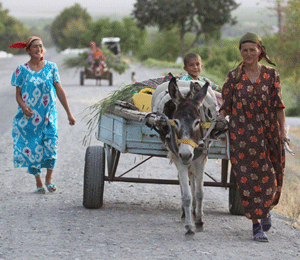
[98, 113, 230, 160]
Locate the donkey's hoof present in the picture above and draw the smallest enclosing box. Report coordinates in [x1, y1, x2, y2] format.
[195, 220, 204, 227]
[185, 229, 195, 236]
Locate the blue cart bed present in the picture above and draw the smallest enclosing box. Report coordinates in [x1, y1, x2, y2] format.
[97, 113, 230, 160]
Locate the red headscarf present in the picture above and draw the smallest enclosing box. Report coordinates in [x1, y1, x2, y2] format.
[9, 36, 42, 50]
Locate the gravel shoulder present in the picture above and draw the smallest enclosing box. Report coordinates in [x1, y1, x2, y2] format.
[0, 52, 300, 260]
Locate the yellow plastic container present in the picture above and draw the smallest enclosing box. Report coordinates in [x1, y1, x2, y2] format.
[132, 88, 154, 112]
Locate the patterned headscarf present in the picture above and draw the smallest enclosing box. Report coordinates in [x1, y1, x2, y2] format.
[9, 36, 43, 50]
[235, 32, 276, 82]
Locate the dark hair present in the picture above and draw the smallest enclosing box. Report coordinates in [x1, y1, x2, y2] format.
[27, 39, 40, 50]
[183, 53, 201, 66]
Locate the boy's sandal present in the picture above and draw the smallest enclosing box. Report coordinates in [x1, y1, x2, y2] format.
[34, 187, 46, 194]
[261, 212, 272, 232]
[253, 224, 269, 242]
[45, 182, 57, 192]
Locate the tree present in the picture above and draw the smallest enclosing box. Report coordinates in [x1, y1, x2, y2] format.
[278, 0, 300, 82]
[263, 0, 300, 115]
[119, 17, 147, 54]
[0, 3, 30, 53]
[138, 27, 181, 61]
[89, 17, 147, 54]
[263, 0, 287, 36]
[51, 4, 92, 50]
[132, 0, 238, 57]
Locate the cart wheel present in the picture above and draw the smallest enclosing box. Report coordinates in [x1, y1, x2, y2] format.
[109, 72, 113, 86]
[80, 71, 84, 86]
[83, 146, 105, 209]
[229, 169, 244, 215]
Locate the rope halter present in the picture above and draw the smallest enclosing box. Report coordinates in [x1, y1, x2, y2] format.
[168, 119, 214, 149]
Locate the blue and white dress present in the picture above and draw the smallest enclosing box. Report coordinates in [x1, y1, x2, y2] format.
[11, 61, 60, 176]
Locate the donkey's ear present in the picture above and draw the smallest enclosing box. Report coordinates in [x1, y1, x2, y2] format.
[190, 81, 202, 94]
[168, 77, 183, 105]
[193, 81, 209, 107]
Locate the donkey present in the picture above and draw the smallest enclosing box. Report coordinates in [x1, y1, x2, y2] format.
[166, 77, 214, 235]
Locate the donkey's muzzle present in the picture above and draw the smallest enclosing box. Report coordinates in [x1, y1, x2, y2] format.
[178, 150, 193, 165]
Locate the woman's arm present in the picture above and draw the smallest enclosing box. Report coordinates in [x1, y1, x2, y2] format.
[16, 87, 33, 117]
[276, 108, 289, 142]
[54, 82, 75, 125]
[216, 109, 227, 120]
[216, 71, 234, 120]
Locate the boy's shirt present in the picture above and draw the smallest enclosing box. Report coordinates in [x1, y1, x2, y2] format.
[179, 74, 219, 91]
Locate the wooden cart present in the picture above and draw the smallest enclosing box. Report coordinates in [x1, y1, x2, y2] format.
[80, 65, 113, 86]
[83, 109, 244, 215]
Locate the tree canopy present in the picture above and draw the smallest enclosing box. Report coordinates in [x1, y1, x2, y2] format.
[50, 4, 146, 54]
[0, 3, 30, 53]
[51, 3, 92, 50]
[281, 0, 300, 82]
[132, 0, 239, 57]
[89, 17, 147, 54]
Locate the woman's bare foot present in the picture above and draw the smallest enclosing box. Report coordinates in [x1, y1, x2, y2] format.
[45, 169, 56, 192]
[35, 176, 45, 194]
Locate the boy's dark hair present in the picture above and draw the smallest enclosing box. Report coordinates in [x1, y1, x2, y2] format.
[183, 53, 201, 66]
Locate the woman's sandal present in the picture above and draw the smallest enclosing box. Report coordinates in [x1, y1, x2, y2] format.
[34, 187, 46, 194]
[253, 223, 269, 242]
[45, 182, 57, 192]
[261, 212, 272, 232]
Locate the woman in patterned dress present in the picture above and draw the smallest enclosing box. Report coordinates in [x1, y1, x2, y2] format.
[10, 36, 75, 194]
[217, 33, 288, 242]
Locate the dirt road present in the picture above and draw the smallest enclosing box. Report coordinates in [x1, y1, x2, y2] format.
[0, 50, 300, 260]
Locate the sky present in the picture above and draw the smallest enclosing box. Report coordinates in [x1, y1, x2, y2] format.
[1, 0, 265, 18]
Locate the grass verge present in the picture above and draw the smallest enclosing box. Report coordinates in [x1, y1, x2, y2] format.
[274, 126, 300, 229]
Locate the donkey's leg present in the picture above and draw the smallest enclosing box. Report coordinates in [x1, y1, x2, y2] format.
[193, 155, 208, 228]
[176, 163, 194, 235]
[189, 170, 196, 216]
[179, 185, 185, 219]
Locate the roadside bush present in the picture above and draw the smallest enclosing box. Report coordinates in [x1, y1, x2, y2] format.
[224, 44, 240, 62]
[141, 58, 183, 68]
[197, 46, 210, 61]
[204, 54, 232, 80]
[138, 27, 181, 62]
[281, 77, 300, 116]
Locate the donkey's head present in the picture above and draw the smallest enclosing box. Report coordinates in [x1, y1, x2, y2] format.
[168, 77, 209, 165]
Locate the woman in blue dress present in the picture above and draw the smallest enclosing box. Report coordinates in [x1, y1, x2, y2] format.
[10, 36, 75, 194]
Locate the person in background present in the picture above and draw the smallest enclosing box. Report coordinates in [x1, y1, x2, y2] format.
[217, 32, 288, 242]
[180, 53, 222, 108]
[87, 41, 96, 65]
[87, 41, 106, 75]
[10, 36, 75, 194]
[92, 45, 105, 74]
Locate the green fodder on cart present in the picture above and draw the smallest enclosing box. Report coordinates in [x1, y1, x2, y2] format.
[82, 83, 153, 146]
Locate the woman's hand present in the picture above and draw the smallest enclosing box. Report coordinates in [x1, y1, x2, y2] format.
[280, 133, 290, 144]
[68, 114, 76, 126]
[216, 110, 226, 121]
[22, 105, 34, 117]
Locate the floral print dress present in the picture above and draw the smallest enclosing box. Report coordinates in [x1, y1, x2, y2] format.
[11, 61, 60, 176]
[220, 65, 285, 219]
